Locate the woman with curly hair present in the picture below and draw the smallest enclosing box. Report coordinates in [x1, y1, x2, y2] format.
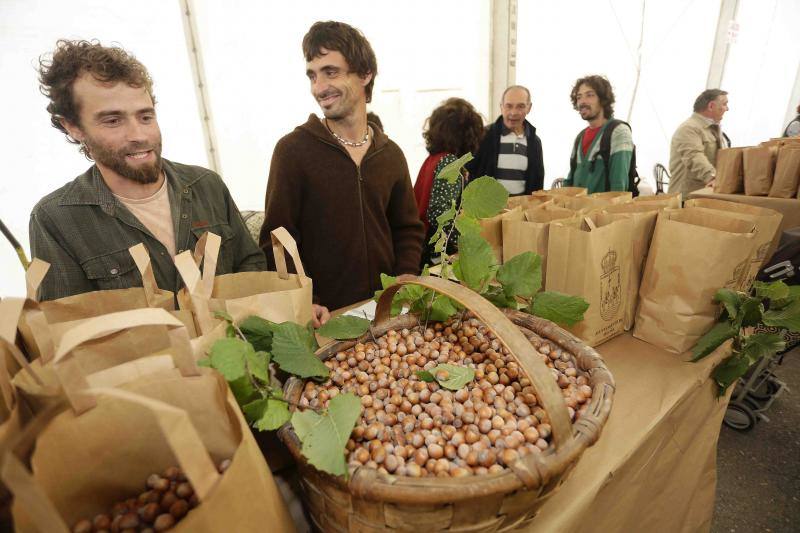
[414, 98, 484, 266]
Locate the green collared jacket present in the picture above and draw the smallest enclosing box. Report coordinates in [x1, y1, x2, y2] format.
[29, 159, 266, 301]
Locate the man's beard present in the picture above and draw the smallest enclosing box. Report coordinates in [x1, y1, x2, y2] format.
[317, 90, 351, 121]
[84, 135, 163, 184]
[579, 107, 599, 122]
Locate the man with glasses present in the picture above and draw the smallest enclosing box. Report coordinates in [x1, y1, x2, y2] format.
[259, 21, 423, 311]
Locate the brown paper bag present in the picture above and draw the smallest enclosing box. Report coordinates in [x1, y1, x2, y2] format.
[714, 148, 745, 194]
[760, 137, 800, 148]
[12, 308, 202, 416]
[768, 147, 800, 198]
[743, 145, 777, 196]
[546, 214, 633, 346]
[0, 298, 35, 464]
[507, 194, 553, 210]
[502, 206, 581, 286]
[596, 204, 661, 331]
[478, 207, 524, 263]
[2, 310, 296, 532]
[633, 208, 757, 354]
[176, 227, 313, 340]
[3, 388, 294, 533]
[533, 186, 587, 197]
[18, 244, 195, 363]
[683, 199, 783, 289]
[552, 195, 612, 213]
[632, 192, 682, 208]
[589, 191, 633, 204]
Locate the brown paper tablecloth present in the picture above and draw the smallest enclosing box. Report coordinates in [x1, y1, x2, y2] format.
[688, 187, 800, 233]
[528, 333, 730, 533]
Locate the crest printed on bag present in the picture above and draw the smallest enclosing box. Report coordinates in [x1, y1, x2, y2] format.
[600, 248, 621, 321]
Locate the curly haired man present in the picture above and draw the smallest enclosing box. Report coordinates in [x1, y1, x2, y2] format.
[564, 75, 634, 193]
[29, 42, 268, 304]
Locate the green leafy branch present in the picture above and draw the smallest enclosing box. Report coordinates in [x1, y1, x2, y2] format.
[200, 312, 364, 477]
[375, 155, 589, 327]
[692, 281, 800, 395]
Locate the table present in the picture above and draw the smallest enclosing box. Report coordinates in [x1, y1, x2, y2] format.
[688, 187, 800, 233]
[530, 333, 730, 533]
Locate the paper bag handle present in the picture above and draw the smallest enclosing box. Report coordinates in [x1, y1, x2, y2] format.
[374, 276, 573, 449]
[53, 308, 200, 414]
[25, 259, 50, 301]
[271, 227, 307, 282]
[128, 243, 163, 307]
[583, 216, 597, 231]
[0, 388, 222, 533]
[1, 298, 47, 408]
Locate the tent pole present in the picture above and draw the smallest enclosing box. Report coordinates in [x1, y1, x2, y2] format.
[784, 61, 800, 133]
[489, 0, 518, 114]
[706, 0, 739, 89]
[179, 0, 221, 172]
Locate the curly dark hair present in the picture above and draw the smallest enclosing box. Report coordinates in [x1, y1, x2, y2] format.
[38, 39, 155, 152]
[570, 75, 615, 119]
[423, 98, 484, 157]
[302, 21, 377, 103]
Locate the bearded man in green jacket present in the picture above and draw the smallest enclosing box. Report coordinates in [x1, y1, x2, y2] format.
[259, 21, 424, 311]
[28, 41, 315, 315]
[564, 75, 634, 194]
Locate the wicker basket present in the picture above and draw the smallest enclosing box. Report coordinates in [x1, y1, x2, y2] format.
[279, 276, 614, 532]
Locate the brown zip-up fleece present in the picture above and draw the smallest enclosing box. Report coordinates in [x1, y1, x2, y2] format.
[258, 114, 424, 311]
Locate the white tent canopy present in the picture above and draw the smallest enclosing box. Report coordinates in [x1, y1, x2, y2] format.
[2, 0, 799, 297]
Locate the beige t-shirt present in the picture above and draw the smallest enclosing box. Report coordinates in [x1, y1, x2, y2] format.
[114, 178, 177, 257]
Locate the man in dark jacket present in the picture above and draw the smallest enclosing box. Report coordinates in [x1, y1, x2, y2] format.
[30, 40, 269, 304]
[259, 21, 424, 311]
[467, 85, 545, 195]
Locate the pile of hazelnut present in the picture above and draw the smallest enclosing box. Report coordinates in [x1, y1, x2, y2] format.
[299, 316, 593, 478]
[71, 459, 230, 532]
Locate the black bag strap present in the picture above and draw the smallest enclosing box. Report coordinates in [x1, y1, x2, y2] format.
[598, 119, 624, 192]
[569, 130, 583, 180]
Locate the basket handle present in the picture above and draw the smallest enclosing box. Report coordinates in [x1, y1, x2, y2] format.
[0, 387, 222, 533]
[271, 227, 307, 283]
[52, 308, 200, 414]
[374, 276, 573, 451]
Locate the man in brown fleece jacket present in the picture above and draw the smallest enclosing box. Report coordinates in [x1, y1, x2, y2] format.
[259, 21, 424, 311]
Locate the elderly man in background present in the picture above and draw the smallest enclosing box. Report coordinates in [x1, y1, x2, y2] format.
[467, 85, 544, 195]
[669, 89, 730, 198]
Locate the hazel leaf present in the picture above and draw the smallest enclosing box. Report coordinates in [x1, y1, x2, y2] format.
[429, 364, 475, 390]
[271, 322, 329, 379]
[531, 291, 589, 326]
[243, 398, 291, 431]
[240, 315, 277, 352]
[461, 176, 509, 219]
[317, 315, 371, 340]
[291, 393, 361, 477]
[208, 338, 250, 381]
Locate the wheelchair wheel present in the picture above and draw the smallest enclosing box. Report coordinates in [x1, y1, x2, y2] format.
[748, 377, 780, 402]
[723, 400, 757, 431]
